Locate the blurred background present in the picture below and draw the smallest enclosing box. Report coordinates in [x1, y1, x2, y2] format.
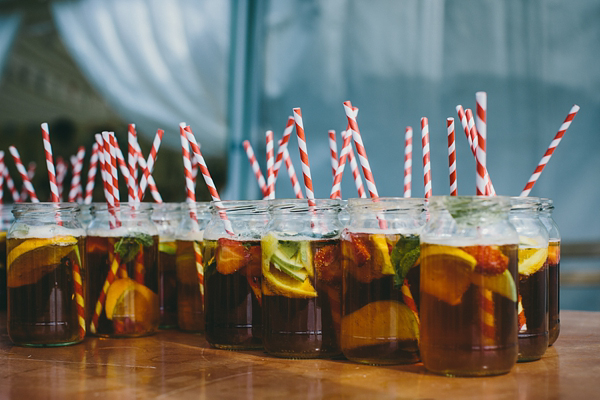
[0, 0, 598, 309]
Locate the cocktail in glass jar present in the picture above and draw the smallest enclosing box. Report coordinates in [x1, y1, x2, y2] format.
[86, 203, 159, 338]
[420, 196, 519, 376]
[341, 198, 424, 365]
[0, 204, 14, 311]
[175, 202, 210, 332]
[510, 197, 549, 361]
[540, 198, 560, 346]
[203, 200, 266, 349]
[262, 199, 342, 358]
[7, 203, 86, 346]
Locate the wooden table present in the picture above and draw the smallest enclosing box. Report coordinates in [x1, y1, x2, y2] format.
[0, 310, 598, 399]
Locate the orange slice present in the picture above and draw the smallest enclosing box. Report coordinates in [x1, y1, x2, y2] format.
[105, 278, 158, 322]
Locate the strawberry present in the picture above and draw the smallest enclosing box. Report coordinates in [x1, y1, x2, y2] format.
[314, 244, 341, 282]
[351, 234, 371, 266]
[463, 245, 509, 275]
[216, 238, 247, 274]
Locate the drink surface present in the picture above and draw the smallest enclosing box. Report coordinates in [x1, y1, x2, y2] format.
[261, 234, 342, 358]
[176, 239, 205, 332]
[158, 239, 177, 328]
[86, 234, 159, 337]
[420, 242, 519, 376]
[203, 238, 262, 349]
[548, 240, 560, 345]
[7, 234, 85, 346]
[341, 231, 420, 365]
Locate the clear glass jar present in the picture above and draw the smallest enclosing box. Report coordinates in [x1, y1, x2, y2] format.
[341, 198, 424, 365]
[152, 203, 182, 329]
[86, 203, 159, 338]
[510, 197, 549, 361]
[78, 204, 94, 228]
[262, 199, 343, 358]
[0, 204, 14, 311]
[175, 202, 211, 332]
[420, 196, 519, 376]
[7, 203, 86, 346]
[540, 198, 560, 346]
[203, 200, 267, 349]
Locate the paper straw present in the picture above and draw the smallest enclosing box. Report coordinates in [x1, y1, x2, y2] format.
[242, 140, 268, 198]
[447, 118, 457, 196]
[40, 123, 60, 203]
[273, 116, 295, 182]
[0, 153, 4, 203]
[8, 146, 38, 202]
[68, 147, 85, 202]
[20, 162, 36, 202]
[466, 109, 486, 196]
[56, 158, 67, 201]
[114, 144, 136, 203]
[475, 92, 487, 151]
[421, 118, 432, 199]
[1, 160, 19, 203]
[328, 130, 338, 178]
[347, 139, 367, 198]
[94, 134, 112, 205]
[100, 132, 120, 228]
[137, 129, 164, 202]
[104, 132, 120, 204]
[84, 143, 100, 204]
[127, 124, 139, 203]
[71, 257, 86, 338]
[403, 127, 413, 198]
[179, 124, 198, 224]
[90, 255, 120, 334]
[330, 130, 353, 200]
[520, 104, 580, 196]
[183, 125, 234, 235]
[265, 130, 275, 199]
[282, 145, 303, 199]
[293, 108, 315, 205]
[132, 141, 162, 203]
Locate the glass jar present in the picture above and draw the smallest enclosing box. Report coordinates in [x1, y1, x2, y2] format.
[540, 198, 560, 346]
[86, 203, 159, 337]
[341, 198, 424, 365]
[420, 196, 519, 376]
[262, 199, 343, 358]
[510, 197, 549, 361]
[78, 204, 94, 228]
[203, 200, 266, 349]
[152, 203, 182, 329]
[7, 203, 86, 346]
[0, 204, 14, 311]
[175, 202, 211, 332]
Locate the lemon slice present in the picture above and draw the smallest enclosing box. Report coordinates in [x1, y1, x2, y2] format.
[471, 269, 517, 302]
[518, 247, 548, 275]
[371, 234, 394, 275]
[106, 278, 158, 321]
[263, 264, 317, 298]
[421, 245, 477, 305]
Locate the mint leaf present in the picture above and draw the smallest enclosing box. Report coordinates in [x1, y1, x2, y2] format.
[390, 235, 420, 288]
[114, 233, 153, 264]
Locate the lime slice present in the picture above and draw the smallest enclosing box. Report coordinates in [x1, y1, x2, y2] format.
[158, 241, 177, 255]
[471, 269, 517, 302]
[421, 245, 477, 305]
[518, 247, 548, 275]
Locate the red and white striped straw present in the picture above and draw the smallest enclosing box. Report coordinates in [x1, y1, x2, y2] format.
[114, 144, 136, 203]
[2, 163, 19, 203]
[456, 105, 476, 154]
[272, 116, 295, 182]
[265, 130, 275, 199]
[94, 134, 112, 204]
[68, 146, 86, 203]
[184, 125, 234, 235]
[330, 131, 354, 200]
[282, 144, 303, 199]
[421, 118, 433, 199]
[403, 126, 413, 198]
[56, 158, 67, 201]
[293, 108, 315, 205]
[100, 133, 120, 228]
[133, 144, 162, 203]
[347, 138, 367, 199]
[84, 143, 99, 204]
[447, 118, 457, 196]
[127, 124, 139, 203]
[466, 109, 494, 196]
[0, 152, 5, 203]
[20, 161, 36, 202]
[179, 124, 198, 224]
[328, 130, 338, 178]
[475, 92, 487, 151]
[521, 104, 580, 196]
[41, 123, 60, 203]
[343, 101, 379, 199]
[137, 129, 164, 202]
[242, 140, 268, 198]
[8, 146, 38, 202]
[104, 132, 121, 205]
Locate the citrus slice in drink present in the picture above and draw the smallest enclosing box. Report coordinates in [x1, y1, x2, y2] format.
[7, 235, 78, 287]
[158, 241, 177, 255]
[341, 300, 419, 349]
[105, 278, 159, 322]
[471, 269, 517, 302]
[518, 247, 548, 276]
[263, 262, 317, 298]
[421, 245, 477, 305]
[371, 234, 394, 275]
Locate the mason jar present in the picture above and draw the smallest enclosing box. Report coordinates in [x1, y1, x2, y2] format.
[175, 202, 211, 332]
[86, 203, 159, 338]
[539, 198, 560, 346]
[262, 199, 343, 358]
[203, 200, 266, 349]
[152, 203, 182, 329]
[420, 196, 519, 376]
[7, 203, 86, 346]
[0, 204, 14, 311]
[341, 198, 425, 365]
[510, 197, 549, 361]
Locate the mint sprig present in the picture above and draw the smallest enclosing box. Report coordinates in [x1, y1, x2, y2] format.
[114, 233, 153, 264]
[390, 235, 420, 288]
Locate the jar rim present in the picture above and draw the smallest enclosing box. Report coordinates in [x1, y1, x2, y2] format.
[210, 199, 268, 214]
[268, 198, 341, 213]
[12, 202, 80, 217]
[348, 197, 425, 212]
[509, 196, 541, 211]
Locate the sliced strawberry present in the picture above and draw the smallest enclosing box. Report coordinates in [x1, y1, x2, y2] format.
[315, 244, 342, 282]
[216, 238, 247, 274]
[351, 234, 371, 266]
[463, 245, 509, 275]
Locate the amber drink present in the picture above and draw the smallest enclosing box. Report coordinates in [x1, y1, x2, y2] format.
[0, 205, 12, 311]
[540, 198, 560, 346]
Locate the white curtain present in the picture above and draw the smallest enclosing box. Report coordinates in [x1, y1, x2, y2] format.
[51, 0, 230, 156]
[0, 12, 22, 76]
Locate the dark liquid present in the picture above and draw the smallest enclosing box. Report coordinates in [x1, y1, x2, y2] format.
[7, 237, 85, 346]
[86, 235, 159, 337]
[548, 241, 560, 346]
[0, 233, 6, 310]
[204, 239, 262, 349]
[262, 239, 341, 358]
[176, 239, 204, 332]
[159, 242, 177, 328]
[518, 265, 549, 361]
[420, 243, 519, 376]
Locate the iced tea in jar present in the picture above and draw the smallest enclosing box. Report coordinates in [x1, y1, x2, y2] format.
[510, 197, 549, 361]
[86, 203, 159, 337]
[203, 200, 266, 349]
[341, 198, 424, 365]
[0, 204, 14, 311]
[262, 199, 343, 358]
[7, 203, 86, 346]
[420, 196, 519, 376]
[540, 198, 560, 346]
[175, 202, 210, 332]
